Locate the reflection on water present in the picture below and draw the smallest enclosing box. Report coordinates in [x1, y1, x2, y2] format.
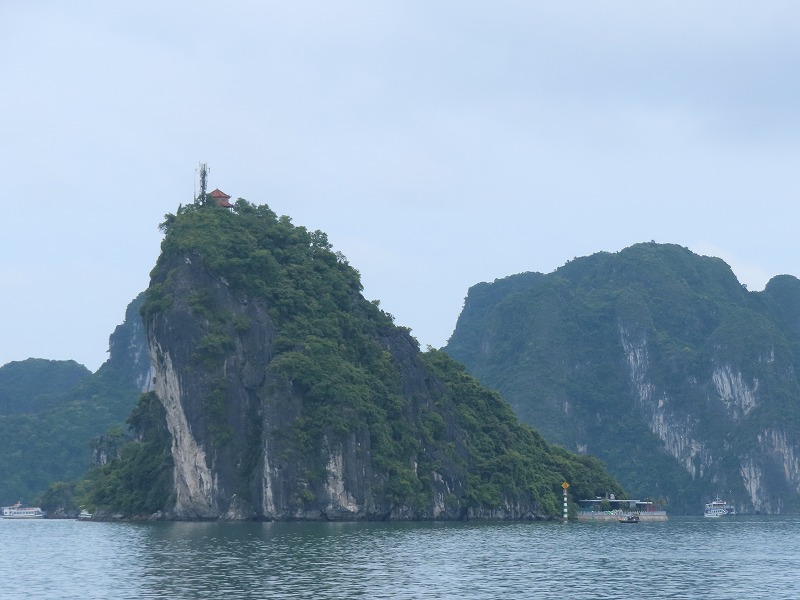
[2, 517, 800, 599]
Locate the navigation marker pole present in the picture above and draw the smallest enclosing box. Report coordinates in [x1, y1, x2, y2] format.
[561, 481, 570, 522]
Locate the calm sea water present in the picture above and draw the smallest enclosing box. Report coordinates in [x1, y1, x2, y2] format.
[2, 516, 799, 599]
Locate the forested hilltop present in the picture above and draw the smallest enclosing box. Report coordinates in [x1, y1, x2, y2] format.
[446, 243, 800, 514]
[78, 198, 622, 521]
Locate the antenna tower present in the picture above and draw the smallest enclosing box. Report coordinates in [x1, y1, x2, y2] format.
[197, 162, 210, 205]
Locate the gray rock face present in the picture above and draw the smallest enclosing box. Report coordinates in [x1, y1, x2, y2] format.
[145, 251, 551, 521]
[106, 292, 153, 393]
[446, 243, 800, 514]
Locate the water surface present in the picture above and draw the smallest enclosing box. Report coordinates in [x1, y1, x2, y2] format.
[2, 516, 798, 598]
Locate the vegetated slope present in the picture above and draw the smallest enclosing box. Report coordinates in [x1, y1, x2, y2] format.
[0, 296, 148, 504]
[86, 199, 622, 520]
[0, 359, 89, 415]
[446, 242, 800, 514]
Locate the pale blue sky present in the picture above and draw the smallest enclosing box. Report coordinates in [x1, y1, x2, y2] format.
[2, 1, 799, 371]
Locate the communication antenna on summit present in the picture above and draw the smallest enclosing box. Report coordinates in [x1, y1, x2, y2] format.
[196, 162, 210, 205]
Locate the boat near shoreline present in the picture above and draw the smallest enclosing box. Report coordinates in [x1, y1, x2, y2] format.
[2, 502, 45, 519]
[704, 497, 735, 518]
[576, 497, 667, 522]
[618, 514, 640, 524]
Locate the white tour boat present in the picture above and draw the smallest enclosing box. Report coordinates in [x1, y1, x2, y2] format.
[704, 497, 735, 518]
[2, 501, 45, 519]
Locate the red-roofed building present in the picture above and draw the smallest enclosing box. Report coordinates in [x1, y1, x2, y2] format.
[209, 189, 233, 208]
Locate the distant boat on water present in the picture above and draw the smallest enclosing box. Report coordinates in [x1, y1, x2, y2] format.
[704, 497, 735, 518]
[576, 497, 667, 522]
[2, 501, 44, 519]
[618, 514, 640, 523]
[78, 509, 93, 520]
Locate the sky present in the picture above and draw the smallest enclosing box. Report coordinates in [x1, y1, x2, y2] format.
[2, 2, 799, 372]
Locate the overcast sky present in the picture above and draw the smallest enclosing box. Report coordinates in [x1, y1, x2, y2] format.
[2, 2, 799, 372]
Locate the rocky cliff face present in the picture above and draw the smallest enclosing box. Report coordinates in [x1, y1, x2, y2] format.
[106, 292, 153, 393]
[446, 243, 800, 514]
[618, 323, 800, 513]
[135, 201, 619, 521]
[146, 252, 541, 520]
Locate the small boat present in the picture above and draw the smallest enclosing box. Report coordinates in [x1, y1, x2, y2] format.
[78, 509, 93, 520]
[2, 501, 44, 519]
[618, 514, 640, 523]
[704, 497, 735, 518]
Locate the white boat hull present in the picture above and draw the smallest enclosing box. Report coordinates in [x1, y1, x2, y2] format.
[2, 503, 44, 519]
[704, 497, 735, 518]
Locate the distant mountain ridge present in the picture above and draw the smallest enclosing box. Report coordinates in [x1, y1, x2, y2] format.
[446, 242, 800, 514]
[0, 359, 90, 415]
[0, 294, 148, 504]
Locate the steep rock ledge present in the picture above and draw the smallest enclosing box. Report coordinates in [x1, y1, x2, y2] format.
[134, 204, 620, 521]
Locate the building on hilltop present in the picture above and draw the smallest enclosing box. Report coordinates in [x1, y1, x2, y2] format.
[209, 188, 233, 209]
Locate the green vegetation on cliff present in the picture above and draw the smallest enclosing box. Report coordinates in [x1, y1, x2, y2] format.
[83, 392, 173, 515]
[0, 357, 139, 505]
[90, 199, 622, 519]
[422, 349, 621, 513]
[0, 295, 149, 508]
[446, 242, 800, 514]
[0, 359, 89, 415]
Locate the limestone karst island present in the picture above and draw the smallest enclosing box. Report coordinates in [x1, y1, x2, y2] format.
[5, 176, 800, 521]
